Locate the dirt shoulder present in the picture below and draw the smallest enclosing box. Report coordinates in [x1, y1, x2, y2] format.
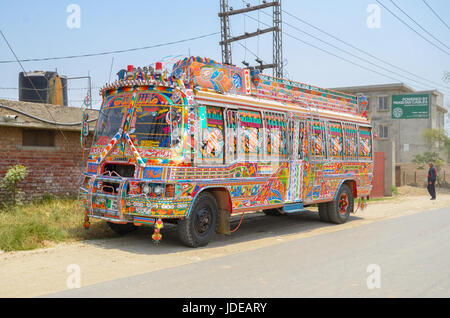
[1, 186, 449, 297]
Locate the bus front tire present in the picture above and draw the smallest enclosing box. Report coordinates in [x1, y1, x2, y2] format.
[326, 184, 353, 224]
[107, 222, 137, 234]
[178, 192, 219, 248]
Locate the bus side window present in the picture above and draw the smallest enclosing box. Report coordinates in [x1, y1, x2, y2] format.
[199, 106, 225, 164]
[358, 126, 372, 160]
[297, 121, 305, 160]
[327, 121, 343, 159]
[226, 109, 238, 161]
[264, 112, 287, 159]
[310, 119, 326, 158]
[343, 123, 358, 159]
[238, 110, 263, 159]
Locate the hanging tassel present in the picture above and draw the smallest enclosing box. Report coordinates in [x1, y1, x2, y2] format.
[83, 211, 90, 230]
[152, 218, 164, 244]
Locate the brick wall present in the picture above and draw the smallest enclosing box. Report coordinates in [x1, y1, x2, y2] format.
[396, 163, 450, 187]
[371, 152, 385, 198]
[0, 126, 93, 202]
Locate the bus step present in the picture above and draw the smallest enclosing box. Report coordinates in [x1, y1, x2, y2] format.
[283, 202, 305, 213]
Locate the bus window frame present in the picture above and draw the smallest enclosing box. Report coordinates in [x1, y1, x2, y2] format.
[341, 121, 360, 163]
[224, 107, 239, 165]
[357, 124, 374, 162]
[237, 108, 265, 162]
[263, 110, 288, 162]
[326, 120, 345, 161]
[196, 104, 226, 166]
[308, 117, 328, 161]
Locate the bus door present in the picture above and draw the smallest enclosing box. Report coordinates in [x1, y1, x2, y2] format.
[306, 116, 327, 202]
[286, 118, 304, 202]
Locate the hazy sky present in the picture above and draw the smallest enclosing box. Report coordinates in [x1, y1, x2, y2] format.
[0, 0, 449, 109]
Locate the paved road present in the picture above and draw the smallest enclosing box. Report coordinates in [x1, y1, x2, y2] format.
[46, 207, 450, 298]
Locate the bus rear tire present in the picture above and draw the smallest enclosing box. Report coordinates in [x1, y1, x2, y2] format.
[107, 222, 137, 234]
[178, 192, 219, 248]
[318, 203, 330, 222]
[327, 184, 353, 224]
[263, 208, 285, 216]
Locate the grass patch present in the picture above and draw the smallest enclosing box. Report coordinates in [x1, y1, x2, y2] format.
[0, 198, 117, 252]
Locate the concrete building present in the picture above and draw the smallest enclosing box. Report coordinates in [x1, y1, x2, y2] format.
[0, 99, 98, 202]
[330, 83, 446, 195]
[330, 83, 447, 163]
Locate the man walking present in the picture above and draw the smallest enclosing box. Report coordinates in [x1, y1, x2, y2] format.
[427, 162, 437, 200]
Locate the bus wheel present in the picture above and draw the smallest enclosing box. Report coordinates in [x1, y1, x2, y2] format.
[178, 192, 218, 248]
[107, 222, 137, 234]
[327, 184, 353, 224]
[318, 203, 330, 222]
[263, 208, 285, 216]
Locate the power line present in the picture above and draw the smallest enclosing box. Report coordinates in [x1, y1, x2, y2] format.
[389, 0, 450, 51]
[0, 32, 220, 64]
[243, 9, 450, 93]
[244, 9, 449, 93]
[280, 14, 445, 92]
[422, 0, 450, 30]
[376, 0, 450, 57]
[281, 9, 450, 93]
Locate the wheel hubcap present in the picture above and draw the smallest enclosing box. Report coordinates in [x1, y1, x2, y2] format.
[338, 193, 349, 215]
[195, 208, 211, 235]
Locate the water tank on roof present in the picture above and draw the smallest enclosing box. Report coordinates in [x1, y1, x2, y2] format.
[19, 71, 68, 106]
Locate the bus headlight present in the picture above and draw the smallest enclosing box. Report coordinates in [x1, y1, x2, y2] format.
[153, 185, 163, 196]
[142, 184, 151, 194]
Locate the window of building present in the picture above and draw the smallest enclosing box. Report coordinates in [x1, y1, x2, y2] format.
[378, 125, 389, 139]
[22, 129, 55, 147]
[378, 96, 389, 111]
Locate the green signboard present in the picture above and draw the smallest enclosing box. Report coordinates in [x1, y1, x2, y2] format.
[391, 94, 430, 119]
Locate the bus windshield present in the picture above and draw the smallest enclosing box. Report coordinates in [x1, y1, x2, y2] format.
[131, 105, 182, 148]
[93, 104, 125, 146]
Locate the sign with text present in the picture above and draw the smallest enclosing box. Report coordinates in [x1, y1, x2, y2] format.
[391, 94, 430, 119]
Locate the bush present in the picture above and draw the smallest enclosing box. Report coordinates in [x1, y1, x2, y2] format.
[391, 185, 399, 196]
[0, 165, 28, 207]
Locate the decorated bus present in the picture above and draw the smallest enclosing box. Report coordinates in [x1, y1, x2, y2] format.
[79, 56, 373, 247]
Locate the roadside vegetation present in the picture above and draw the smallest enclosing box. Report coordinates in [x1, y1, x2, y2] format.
[0, 196, 116, 252]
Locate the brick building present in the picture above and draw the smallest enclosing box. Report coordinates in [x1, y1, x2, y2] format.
[0, 99, 98, 202]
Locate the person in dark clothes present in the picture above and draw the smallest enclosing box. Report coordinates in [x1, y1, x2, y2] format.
[427, 162, 437, 200]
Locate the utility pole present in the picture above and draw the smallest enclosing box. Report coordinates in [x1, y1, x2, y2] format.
[218, 0, 283, 78]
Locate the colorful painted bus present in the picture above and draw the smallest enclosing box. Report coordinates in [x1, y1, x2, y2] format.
[79, 57, 373, 247]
